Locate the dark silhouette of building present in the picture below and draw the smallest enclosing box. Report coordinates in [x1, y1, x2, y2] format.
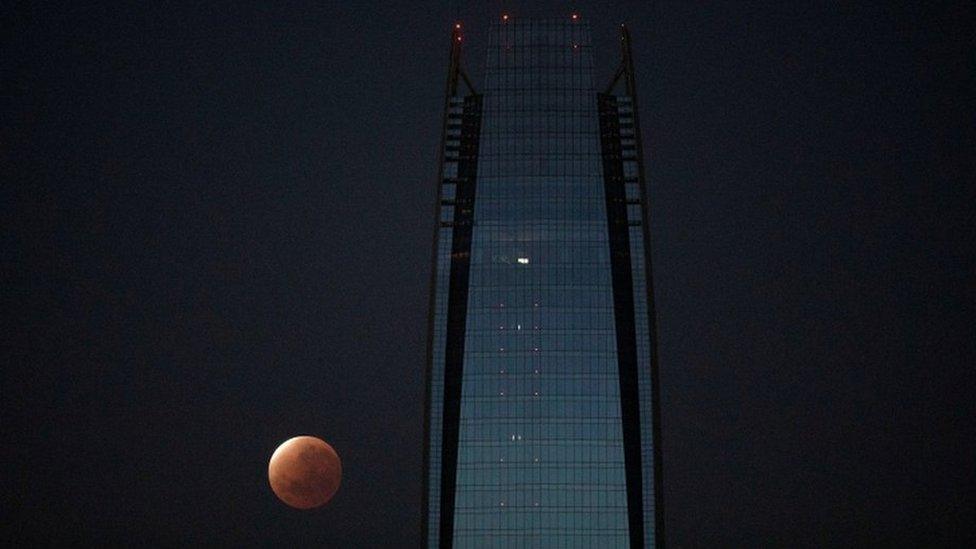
[423, 15, 664, 547]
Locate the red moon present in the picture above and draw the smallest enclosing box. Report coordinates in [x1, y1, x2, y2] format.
[268, 436, 342, 509]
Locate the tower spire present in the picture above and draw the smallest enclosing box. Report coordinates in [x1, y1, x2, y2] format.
[446, 24, 475, 97]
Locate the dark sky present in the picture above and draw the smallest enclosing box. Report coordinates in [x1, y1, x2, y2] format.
[3, 1, 974, 546]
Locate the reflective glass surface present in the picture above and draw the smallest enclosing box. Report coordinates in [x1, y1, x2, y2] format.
[426, 18, 659, 548]
[454, 19, 628, 547]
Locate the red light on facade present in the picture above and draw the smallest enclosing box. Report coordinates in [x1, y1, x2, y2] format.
[502, 14, 509, 21]
[455, 23, 461, 29]
[571, 13, 579, 20]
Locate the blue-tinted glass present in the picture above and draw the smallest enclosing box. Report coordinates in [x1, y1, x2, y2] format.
[452, 18, 628, 547]
[426, 17, 659, 547]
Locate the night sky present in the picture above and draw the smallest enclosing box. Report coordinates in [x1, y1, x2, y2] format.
[3, 1, 974, 546]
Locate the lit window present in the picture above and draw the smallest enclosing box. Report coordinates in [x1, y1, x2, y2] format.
[517, 257, 529, 264]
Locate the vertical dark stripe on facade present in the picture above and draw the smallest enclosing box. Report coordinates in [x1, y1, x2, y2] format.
[438, 94, 482, 548]
[598, 92, 646, 548]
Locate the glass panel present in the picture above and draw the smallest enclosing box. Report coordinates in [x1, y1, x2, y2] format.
[453, 18, 628, 547]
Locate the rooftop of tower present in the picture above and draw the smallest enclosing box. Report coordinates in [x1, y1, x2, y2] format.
[495, 13, 583, 23]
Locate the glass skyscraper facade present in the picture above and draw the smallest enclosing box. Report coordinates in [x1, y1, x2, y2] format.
[423, 16, 663, 548]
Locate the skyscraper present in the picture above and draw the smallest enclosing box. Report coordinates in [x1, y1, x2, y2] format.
[423, 15, 663, 548]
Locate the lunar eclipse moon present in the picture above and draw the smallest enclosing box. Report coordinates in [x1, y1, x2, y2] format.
[268, 436, 342, 509]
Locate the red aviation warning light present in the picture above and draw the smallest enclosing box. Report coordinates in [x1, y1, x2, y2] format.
[502, 13, 509, 22]
[571, 13, 580, 21]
